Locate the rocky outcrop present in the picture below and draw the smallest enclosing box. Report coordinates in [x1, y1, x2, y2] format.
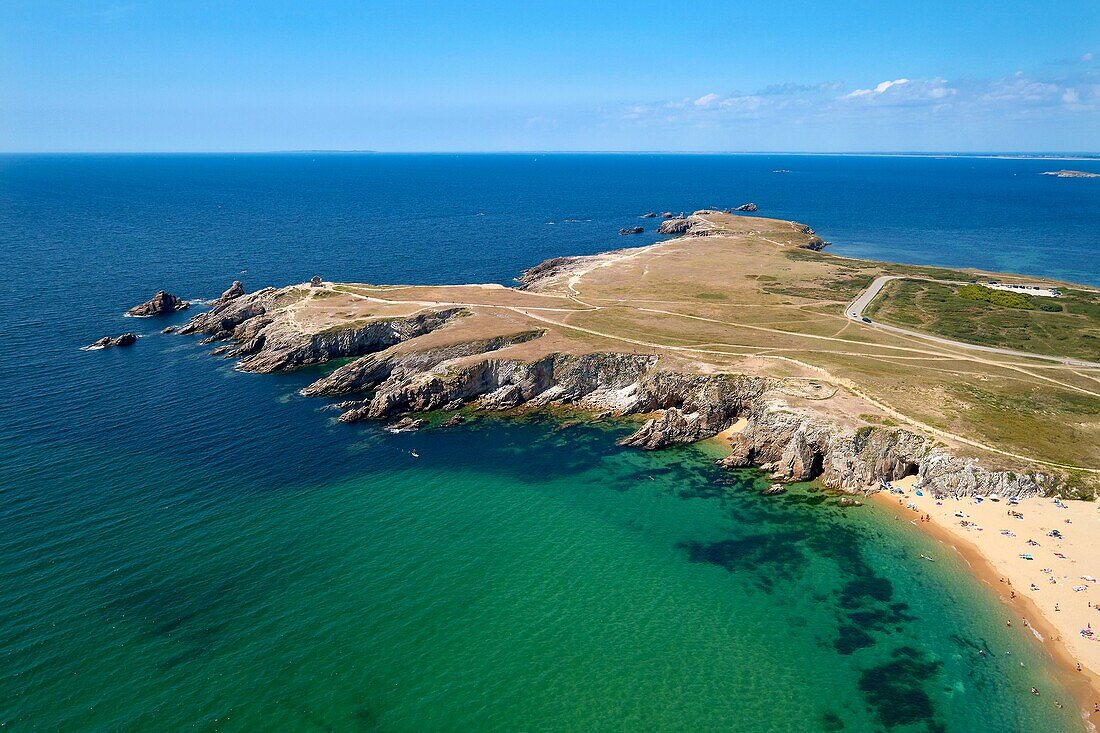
[657, 217, 692, 234]
[794, 223, 828, 251]
[386, 416, 425, 432]
[734, 202, 758, 212]
[641, 212, 658, 218]
[439, 413, 467, 427]
[335, 352, 657, 424]
[299, 334, 1066, 497]
[516, 256, 579, 288]
[301, 330, 546, 397]
[87, 333, 137, 349]
[619, 226, 644, 235]
[716, 396, 1060, 498]
[127, 291, 189, 317]
[175, 285, 467, 373]
[211, 281, 245, 308]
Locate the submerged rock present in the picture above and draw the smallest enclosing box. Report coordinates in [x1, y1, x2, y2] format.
[439, 413, 467, 428]
[127, 291, 189, 317]
[619, 226, 644, 235]
[641, 212, 658, 218]
[385, 416, 425, 433]
[87, 333, 137, 349]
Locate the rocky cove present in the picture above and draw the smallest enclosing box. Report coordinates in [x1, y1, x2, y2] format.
[172, 267, 1066, 500]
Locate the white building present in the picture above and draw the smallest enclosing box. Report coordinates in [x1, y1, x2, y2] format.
[983, 282, 1061, 298]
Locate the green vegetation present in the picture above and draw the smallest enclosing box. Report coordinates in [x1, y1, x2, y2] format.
[956, 283, 1033, 309]
[864, 279, 1100, 361]
[956, 283, 1062, 311]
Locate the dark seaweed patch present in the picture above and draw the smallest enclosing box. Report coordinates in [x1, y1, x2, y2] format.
[858, 646, 944, 730]
[821, 710, 846, 731]
[839, 576, 894, 608]
[836, 624, 876, 655]
[677, 532, 805, 591]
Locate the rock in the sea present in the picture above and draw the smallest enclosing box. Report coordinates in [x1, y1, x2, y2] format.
[439, 413, 467, 428]
[619, 226, 644, 235]
[762, 484, 787, 496]
[657, 217, 692, 234]
[641, 212, 658, 218]
[211, 280, 245, 308]
[838, 497, 863, 507]
[734, 202, 758, 212]
[386, 416, 425, 433]
[87, 333, 137, 349]
[161, 326, 176, 334]
[660, 211, 675, 218]
[127, 291, 189, 317]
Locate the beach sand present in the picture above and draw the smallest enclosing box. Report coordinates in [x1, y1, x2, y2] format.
[873, 479, 1100, 727]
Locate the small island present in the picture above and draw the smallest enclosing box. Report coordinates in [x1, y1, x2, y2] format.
[1042, 169, 1100, 178]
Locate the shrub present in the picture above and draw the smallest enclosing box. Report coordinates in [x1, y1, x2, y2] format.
[956, 284, 1033, 310]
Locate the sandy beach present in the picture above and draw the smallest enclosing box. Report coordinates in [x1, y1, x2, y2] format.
[874, 477, 1100, 726]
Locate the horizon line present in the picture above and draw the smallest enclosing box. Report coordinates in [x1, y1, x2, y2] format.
[2, 150, 1100, 159]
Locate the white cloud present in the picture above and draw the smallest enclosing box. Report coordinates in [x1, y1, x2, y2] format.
[694, 93, 720, 108]
[1063, 88, 1080, 104]
[845, 78, 910, 98]
[1083, 52, 1094, 62]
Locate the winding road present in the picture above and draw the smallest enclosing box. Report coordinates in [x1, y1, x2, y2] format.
[846, 275, 1100, 370]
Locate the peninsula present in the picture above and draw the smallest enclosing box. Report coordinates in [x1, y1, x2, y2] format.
[177, 211, 1100, 498]
[173, 211, 1100, 710]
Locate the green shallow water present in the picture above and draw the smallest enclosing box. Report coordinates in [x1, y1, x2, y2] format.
[1, 415, 1084, 732]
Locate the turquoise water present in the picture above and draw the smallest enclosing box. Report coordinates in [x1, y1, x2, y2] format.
[2, 153, 1097, 731]
[2, 412, 1084, 731]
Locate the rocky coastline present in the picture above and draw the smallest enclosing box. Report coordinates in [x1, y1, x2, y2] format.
[174, 275, 1065, 499]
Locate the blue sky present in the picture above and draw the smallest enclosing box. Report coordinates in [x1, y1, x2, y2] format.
[2, 1, 1099, 152]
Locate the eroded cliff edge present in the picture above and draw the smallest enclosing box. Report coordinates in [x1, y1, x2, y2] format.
[177, 278, 1066, 499]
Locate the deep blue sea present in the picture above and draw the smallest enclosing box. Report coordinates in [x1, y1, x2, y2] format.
[2, 154, 1099, 732]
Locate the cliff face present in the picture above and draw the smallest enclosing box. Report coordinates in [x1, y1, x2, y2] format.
[297, 339, 1063, 498]
[717, 395, 1060, 498]
[177, 285, 1066, 498]
[176, 286, 467, 373]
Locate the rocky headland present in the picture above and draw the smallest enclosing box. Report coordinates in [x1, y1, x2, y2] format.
[170, 211, 1083, 500]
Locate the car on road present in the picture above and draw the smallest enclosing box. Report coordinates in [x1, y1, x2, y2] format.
[861, 317, 872, 323]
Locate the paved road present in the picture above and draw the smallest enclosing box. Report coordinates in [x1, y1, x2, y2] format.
[846, 275, 1100, 369]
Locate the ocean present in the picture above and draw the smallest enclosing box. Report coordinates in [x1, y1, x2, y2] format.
[2, 153, 1098, 732]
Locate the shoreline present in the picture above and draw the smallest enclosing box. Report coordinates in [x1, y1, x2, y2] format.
[870, 489, 1100, 729]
